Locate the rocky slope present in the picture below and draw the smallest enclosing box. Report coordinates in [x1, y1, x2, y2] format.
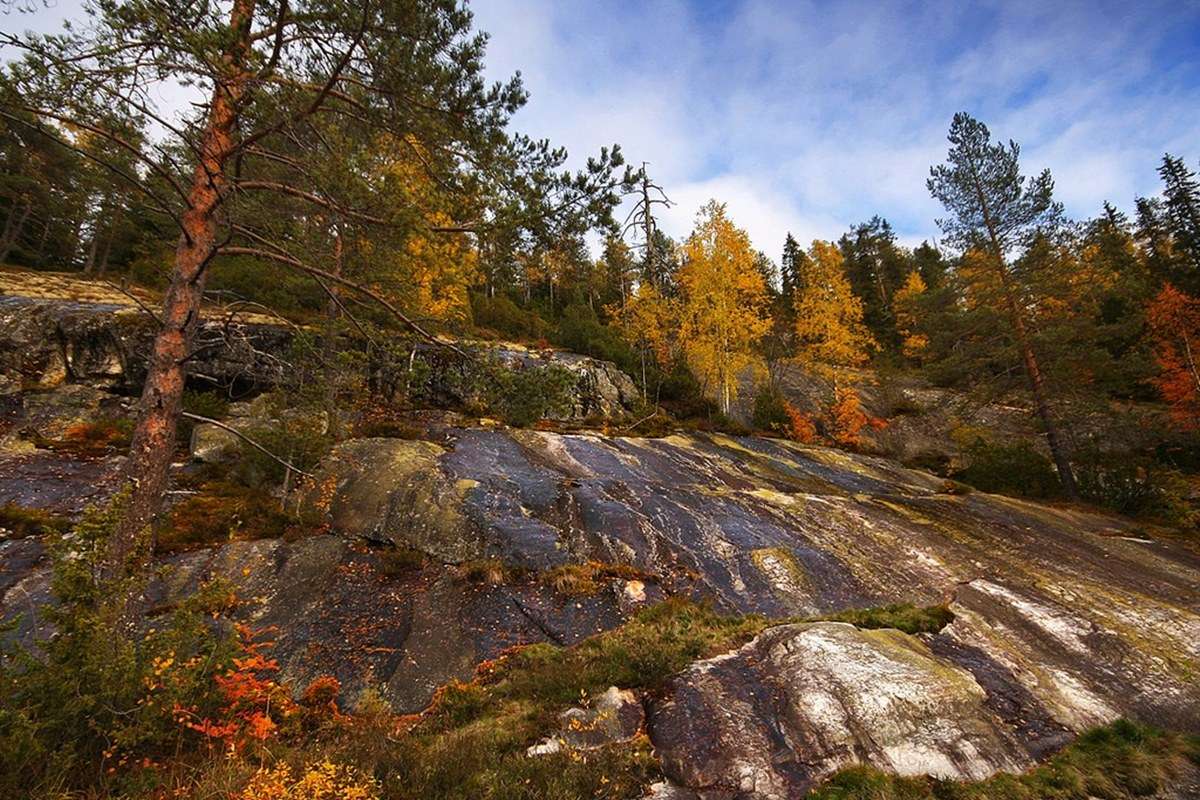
[0, 272, 637, 420]
[2, 274, 1199, 798]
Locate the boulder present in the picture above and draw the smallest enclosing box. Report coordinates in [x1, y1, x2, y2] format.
[189, 423, 243, 464]
[528, 686, 645, 756]
[0, 296, 291, 391]
[651, 622, 1042, 798]
[415, 341, 639, 421]
[301, 437, 482, 563]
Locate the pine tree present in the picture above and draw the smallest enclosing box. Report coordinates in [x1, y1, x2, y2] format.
[1135, 196, 1181, 284]
[838, 216, 912, 350]
[927, 112, 1079, 498]
[780, 233, 803, 300]
[1158, 154, 1200, 286]
[912, 241, 949, 290]
[2, 0, 634, 570]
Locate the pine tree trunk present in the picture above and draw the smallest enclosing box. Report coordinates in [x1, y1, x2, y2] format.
[976, 189, 1079, 500]
[34, 217, 50, 268]
[323, 225, 344, 440]
[111, 0, 255, 572]
[83, 225, 100, 273]
[0, 201, 31, 263]
[1007, 300, 1078, 498]
[97, 229, 113, 276]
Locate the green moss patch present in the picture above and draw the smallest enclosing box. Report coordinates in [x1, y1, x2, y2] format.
[819, 603, 955, 635]
[0, 503, 69, 538]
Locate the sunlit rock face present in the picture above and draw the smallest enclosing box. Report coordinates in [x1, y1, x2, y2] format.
[652, 622, 1055, 798]
[5, 422, 1199, 794]
[306, 427, 1200, 794]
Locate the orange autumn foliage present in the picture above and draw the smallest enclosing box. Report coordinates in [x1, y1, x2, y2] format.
[174, 625, 297, 750]
[784, 402, 818, 444]
[1147, 283, 1200, 430]
[826, 387, 886, 447]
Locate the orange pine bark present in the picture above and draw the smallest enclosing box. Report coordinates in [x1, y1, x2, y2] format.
[112, 0, 257, 571]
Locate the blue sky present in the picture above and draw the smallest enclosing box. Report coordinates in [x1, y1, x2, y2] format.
[6, 0, 1199, 257]
[472, 0, 1200, 255]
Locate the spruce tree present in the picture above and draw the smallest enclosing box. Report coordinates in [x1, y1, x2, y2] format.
[1158, 154, 1200, 287]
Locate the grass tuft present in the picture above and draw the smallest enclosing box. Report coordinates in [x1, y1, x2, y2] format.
[374, 546, 426, 576]
[820, 603, 955, 635]
[540, 561, 647, 597]
[459, 558, 514, 585]
[0, 503, 70, 538]
[805, 718, 1199, 799]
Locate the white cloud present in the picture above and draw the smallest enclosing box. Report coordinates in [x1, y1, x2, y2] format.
[475, 0, 1200, 258]
[11, 0, 1198, 259]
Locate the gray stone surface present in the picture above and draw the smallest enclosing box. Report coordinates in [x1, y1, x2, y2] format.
[651, 622, 1053, 798]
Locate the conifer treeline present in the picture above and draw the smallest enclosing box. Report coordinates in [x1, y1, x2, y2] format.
[2, 108, 1198, 479]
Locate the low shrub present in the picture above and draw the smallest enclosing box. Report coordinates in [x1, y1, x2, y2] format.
[1073, 450, 1198, 530]
[752, 384, 792, 434]
[36, 416, 133, 457]
[160, 482, 294, 552]
[440, 352, 578, 427]
[0, 493, 242, 797]
[236, 760, 379, 800]
[826, 387, 886, 448]
[786, 403, 819, 443]
[553, 304, 640, 376]
[232, 411, 334, 489]
[492, 363, 577, 427]
[0, 503, 68, 538]
[470, 293, 550, 341]
[180, 389, 231, 444]
[953, 436, 1063, 499]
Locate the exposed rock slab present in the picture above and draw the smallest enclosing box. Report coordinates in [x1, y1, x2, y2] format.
[302, 427, 1200, 795]
[651, 622, 1045, 798]
[4, 419, 1199, 792]
[1, 535, 641, 713]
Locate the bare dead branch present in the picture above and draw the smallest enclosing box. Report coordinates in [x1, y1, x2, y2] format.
[218, 243, 466, 356]
[180, 411, 313, 477]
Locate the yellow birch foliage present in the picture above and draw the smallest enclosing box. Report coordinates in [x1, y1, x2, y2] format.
[793, 240, 876, 372]
[611, 282, 678, 370]
[893, 271, 929, 359]
[677, 201, 770, 414]
[238, 760, 379, 800]
[380, 138, 479, 324]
